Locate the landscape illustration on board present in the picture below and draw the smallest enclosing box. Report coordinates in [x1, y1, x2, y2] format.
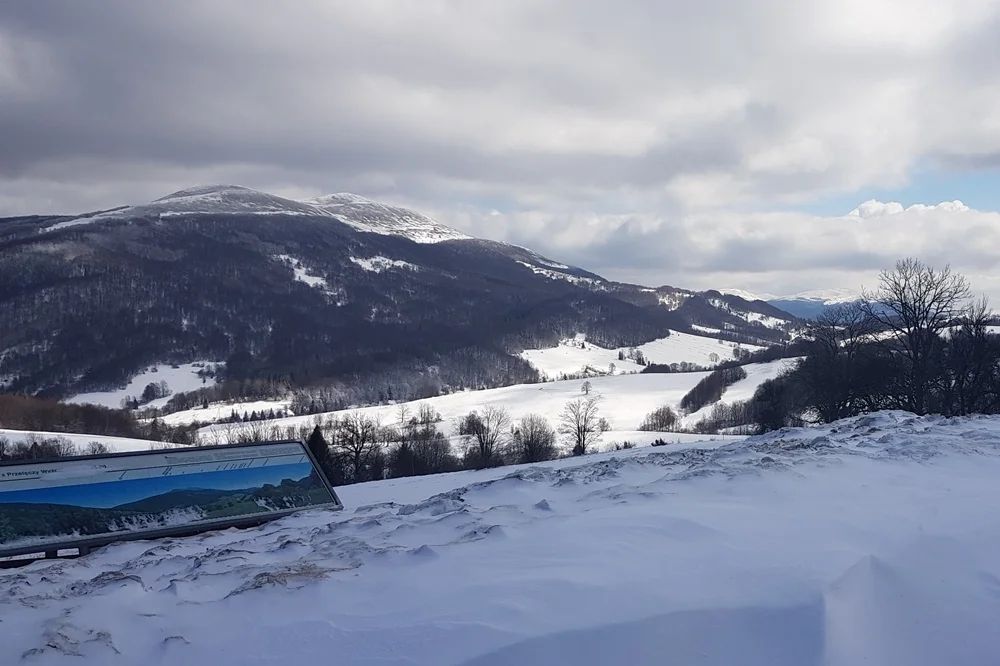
[3, 2, 1000, 662]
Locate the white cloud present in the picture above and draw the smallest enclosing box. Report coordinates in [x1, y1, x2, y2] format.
[429, 199, 1000, 299]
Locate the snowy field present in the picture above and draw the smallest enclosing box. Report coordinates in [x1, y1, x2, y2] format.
[4, 412, 1000, 664]
[0, 429, 165, 453]
[66, 362, 220, 410]
[158, 399, 292, 427]
[520, 332, 762, 379]
[198, 370, 717, 443]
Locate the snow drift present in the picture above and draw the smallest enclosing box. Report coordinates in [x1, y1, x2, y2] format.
[3, 411, 1000, 664]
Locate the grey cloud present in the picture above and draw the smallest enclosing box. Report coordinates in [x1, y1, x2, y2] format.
[4, 0, 1000, 294]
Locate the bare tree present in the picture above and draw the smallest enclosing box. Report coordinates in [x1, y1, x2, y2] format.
[335, 412, 383, 482]
[797, 301, 885, 422]
[458, 404, 511, 468]
[559, 395, 605, 455]
[862, 258, 972, 414]
[510, 414, 557, 463]
[940, 296, 1000, 415]
[85, 441, 111, 455]
[639, 405, 678, 432]
[582, 380, 593, 395]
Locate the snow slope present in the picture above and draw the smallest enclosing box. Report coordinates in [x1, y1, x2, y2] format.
[40, 186, 471, 245]
[5, 412, 1000, 664]
[681, 358, 801, 426]
[520, 332, 763, 379]
[65, 362, 220, 410]
[158, 400, 292, 427]
[199, 370, 716, 444]
[303, 193, 471, 243]
[0, 429, 165, 453]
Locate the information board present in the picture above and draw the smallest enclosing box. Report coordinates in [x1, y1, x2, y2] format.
[0, 440, 342, 559]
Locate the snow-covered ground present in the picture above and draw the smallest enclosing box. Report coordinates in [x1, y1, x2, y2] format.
[520, 332, 762, 380]
[65, 362, 220, 410]
[5, 411, 1000, 664]
[681, 358, 801, 427]
[0, 429, 166, 453]
[198, 370, 716, 444]
[158, 399, 292, 427]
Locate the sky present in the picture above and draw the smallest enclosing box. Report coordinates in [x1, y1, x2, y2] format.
[2, 1, 1000, 298]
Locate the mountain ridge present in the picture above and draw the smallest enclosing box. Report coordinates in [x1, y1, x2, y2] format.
[1, 185, 800, 404]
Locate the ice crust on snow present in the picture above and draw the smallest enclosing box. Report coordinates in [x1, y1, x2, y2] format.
[4, 412, 1000, 664]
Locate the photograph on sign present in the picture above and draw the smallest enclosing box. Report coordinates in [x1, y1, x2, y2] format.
[0, 441, 341, 557]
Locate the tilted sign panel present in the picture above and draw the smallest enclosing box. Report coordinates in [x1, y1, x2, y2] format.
[0, 440, 342, 559]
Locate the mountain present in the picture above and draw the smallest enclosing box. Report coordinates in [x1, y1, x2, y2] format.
[721, 287, 863, 320]
[0, 185, 799, 405]
[767, 289, 862, 319]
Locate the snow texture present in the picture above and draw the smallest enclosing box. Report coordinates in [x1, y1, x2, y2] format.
[4, 412, 1000, 665]
[65, 362, 220, 410]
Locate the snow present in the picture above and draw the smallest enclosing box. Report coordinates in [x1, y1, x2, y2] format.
[157, 400, 292, 427]
[690, 324, 722, 334]
[0, 429, 166, 453]
[303, 193, 472, 243]
[201, 371, 715, 445]
[349, 256, 419, 273]
[276, 254, 329, 290]
[6, 411, 1000, 664]
[718, 288, 775, 301]
[709, 298, 792, 328]
[655, 292, 689, 309]
[775, 288, 861, 305]
[681, 358, 801, 426]
[521, 332, 763, 380]
[64, 362, 220, 410]
[41, 186, 322, 231]
[515, 261, 600, 285]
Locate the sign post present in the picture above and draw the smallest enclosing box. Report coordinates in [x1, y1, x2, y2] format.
[0, 440, 343, 564]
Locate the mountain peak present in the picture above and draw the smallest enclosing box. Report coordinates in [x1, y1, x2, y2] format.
[303, 193, 471, 243]
[301, 192, 374, 206]
[152, 184, 257, 203]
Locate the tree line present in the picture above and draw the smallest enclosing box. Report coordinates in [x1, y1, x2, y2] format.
[686, 259, 1000, 434]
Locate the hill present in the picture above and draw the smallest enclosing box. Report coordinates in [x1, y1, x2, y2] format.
[0, 185, 798, 407]
[4, 411, 1000, 664]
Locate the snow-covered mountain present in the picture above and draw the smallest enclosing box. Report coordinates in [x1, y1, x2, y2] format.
[720, 287, 863, 319]
[302, 193, 472, 243]
[6, 411, 1000, 664]
[2, 184, 798, 402]
[43, 185, 473, 245]
[768, 288, 862, 319]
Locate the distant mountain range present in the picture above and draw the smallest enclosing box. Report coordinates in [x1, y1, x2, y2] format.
[1, 185, 802, 404]
[719, 288, 862, 319]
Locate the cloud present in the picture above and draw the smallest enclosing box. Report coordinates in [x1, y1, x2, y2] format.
[427, 199, 1000, 299]
[2, 1, 1000, 296]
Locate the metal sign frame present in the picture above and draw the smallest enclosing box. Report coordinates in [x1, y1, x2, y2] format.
[0, 439, 343, 564]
